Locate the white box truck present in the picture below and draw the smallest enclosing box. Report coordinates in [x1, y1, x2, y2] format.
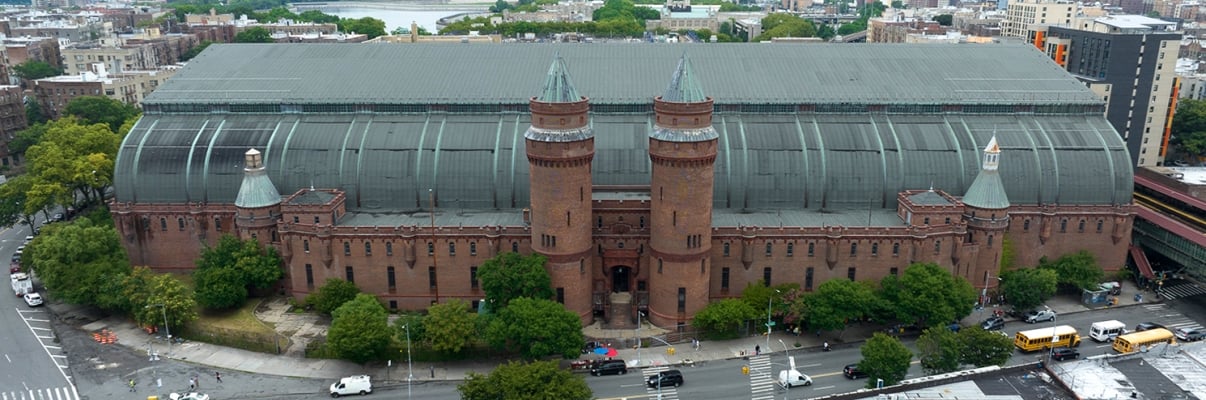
[329, 375, 372, 397]
[1089, 320, 1128, 342]
[11, 272, 32, 296]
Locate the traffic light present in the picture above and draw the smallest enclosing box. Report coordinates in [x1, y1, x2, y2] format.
[742, 365, 750, 375]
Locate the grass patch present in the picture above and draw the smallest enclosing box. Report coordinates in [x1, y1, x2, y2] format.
[180, 297, 290, 354]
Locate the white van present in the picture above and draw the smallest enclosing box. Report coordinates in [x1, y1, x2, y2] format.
[329, 375, 372, 397]
[1089, 320, 1128, 342]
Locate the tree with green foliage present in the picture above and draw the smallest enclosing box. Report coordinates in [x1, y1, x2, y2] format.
[1039, 251, 1103, 292]
[306, 278, 362, 315]
[1170, 98, 1206, 159]
[459, 360, 592, 400]
[859, 332, 912, 388]
[298, 10, 341, 24]
[1000, 268, 1058, 311]
[234, 26, 274, 43]
[692, 298, 760, 339]
[754, 13, 816, 41]
[490, 0, 513, 12]
[879, 263, 977, 328]
[11, 60, 62, 81]
[7, 123, 48, 156]
[425, 299, 478, 353]
[338, 17, 387, 39]
[25, 218, 130, 307]
[485, 297, 584, 359]
[916, 327, 961, 374]
[23, 117, 120, 211]
[193, 234, 284, 309]
[958, 326, 1013, 367]
[932, 14, 953, 26]
[180, 41, 213, 61]
[0, 175, 38, 228]
[328, 294, 391, 364]
[802, 279, 879, 335]
[394, 313, 427, 344]
[124, 267, 199, 330]
[63, 96, 141, 134]
[739, 282, 798, 316]
[25, 100, 47, 125]
[478, 252, 553, 310]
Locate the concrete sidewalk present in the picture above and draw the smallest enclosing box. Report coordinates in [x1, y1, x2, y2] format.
[63, 279, 1153, 384]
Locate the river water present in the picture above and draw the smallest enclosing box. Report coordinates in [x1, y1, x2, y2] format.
[297, 2, 491, 33]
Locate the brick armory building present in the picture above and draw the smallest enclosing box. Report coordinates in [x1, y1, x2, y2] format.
[112, 44, 1135, 330]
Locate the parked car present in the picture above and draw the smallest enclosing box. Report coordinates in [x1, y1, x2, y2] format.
[843, 363, 868, 379]
[981, 316, 1006, 331]
[590, 359, 627, 376]
[1051, 347, 1079, 361]
[1025, 309, 1056, 323]
[646, 369, 683, 388]
[778, 369, 812, 387]
[23, 292, 43, 307]
[1135, 322, 1166, 332]
[23, 236, 33, 245]
[51, 213, 63, 222]
[1175, 327, 1206, 342]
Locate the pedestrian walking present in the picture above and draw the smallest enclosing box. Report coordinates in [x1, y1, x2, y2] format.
[195, 375, 200, 389]
[755, 345, 760, 355]
[189, 377, 195, 391]
[215, 371, 222, 383]
[128, 379, 136, 392]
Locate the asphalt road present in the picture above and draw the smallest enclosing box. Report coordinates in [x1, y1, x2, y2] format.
[1, 222, 77, 400]
[589, 302, 1206, 400]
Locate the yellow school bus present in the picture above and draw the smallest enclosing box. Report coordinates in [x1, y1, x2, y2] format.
[1014, 325, 1082, 352]
[1112, 328, 1175, 353]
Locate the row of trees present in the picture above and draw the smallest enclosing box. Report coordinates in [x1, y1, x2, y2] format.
[692, 263, 978, 340]
[24, 216, 200, 330]
[694, 249, 1106, 341]
[852, 323, 1012, 388]
[297, 251, 592, 399]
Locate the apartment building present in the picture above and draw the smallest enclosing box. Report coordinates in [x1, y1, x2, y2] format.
[0, 85, 28, 168]
[1002, 0, 1077, 39]
[32, 65, 179, 119]
[1041, 15, 1181, 167]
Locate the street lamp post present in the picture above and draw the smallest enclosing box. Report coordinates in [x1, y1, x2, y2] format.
[1045, 306, 1057, 366]
[981, 273, 1001, 307]
[403, 323, 413, 399]
[147, 304, 170, 357]
[636, 311, 644, 367]
[766, 290, 780, 353]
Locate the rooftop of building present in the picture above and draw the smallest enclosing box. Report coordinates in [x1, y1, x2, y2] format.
[1093, 14, 1177, 30]
[144, 43, 1103, 106]
[1050, 341, 1206, 399]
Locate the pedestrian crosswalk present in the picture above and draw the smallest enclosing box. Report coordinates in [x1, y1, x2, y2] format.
[1141, 303, 1205, 332]
[0, 386, 78, 400]
[1157, 283, 1206, 300]
[748, 354, 777, 400]
[642, 365, 680, 400]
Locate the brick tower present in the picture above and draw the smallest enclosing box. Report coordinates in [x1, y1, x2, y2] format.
[234, 148, 283, 248]
[960, 136, 1010, 305]
[647, 55, 718, 329]
[525, 55, 595, 324]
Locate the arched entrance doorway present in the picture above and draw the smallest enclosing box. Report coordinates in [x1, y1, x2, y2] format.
[611, 266, 630, 293]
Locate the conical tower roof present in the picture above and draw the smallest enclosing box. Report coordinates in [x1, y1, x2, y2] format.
[235, 149, 283, 208]
[537, 54, 580, 104]
[661, 53, 707, 103]
[526, 55, 592, 143]
[962, 136, 1010, 209]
